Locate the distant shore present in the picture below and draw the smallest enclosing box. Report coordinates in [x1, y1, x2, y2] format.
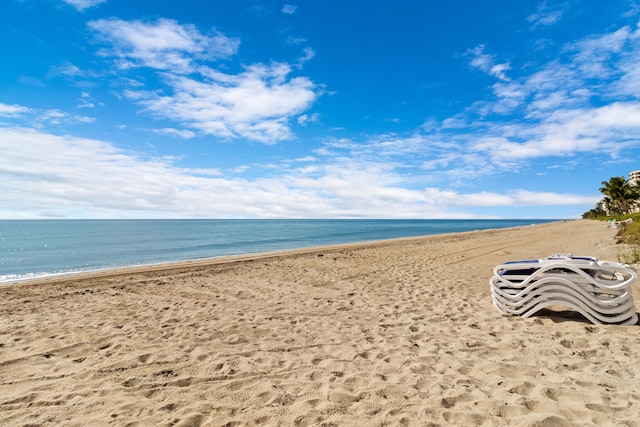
[1, 219, 639, 426]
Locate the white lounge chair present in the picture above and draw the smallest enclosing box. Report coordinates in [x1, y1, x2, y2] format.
[489, 254, 638, 325]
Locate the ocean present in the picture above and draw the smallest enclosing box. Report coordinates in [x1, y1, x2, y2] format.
[0, 219, 556, 282]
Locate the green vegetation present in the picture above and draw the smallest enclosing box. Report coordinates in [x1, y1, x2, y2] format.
[590, 176, 640, 217]
[582, 176, 640, 263]
[610, 217, 640, 264]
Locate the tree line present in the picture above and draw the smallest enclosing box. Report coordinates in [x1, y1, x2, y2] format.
[582, 176, 640, 218]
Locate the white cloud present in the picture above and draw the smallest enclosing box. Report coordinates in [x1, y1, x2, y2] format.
[468, 45, 511, 81]
[467, 101, 640, 162]
[128, 63, 317, 143]
[295, 156, 316, 162]
[489, 81, 527, 114]
[527, 2, 565, 29]
[0, 127, 243, 217]
[48, 62, 83, 78]
[8, 10, 639, 219]
[490, 63, 511, 81]
[420, 153, 459, 170]
[89, 18, 318, 144]
[297, 47, 316, 66]
[0, 103, 31, 117]
[77, 92, 96, 109]
[286, 36, 307, 45]
[423, 188, 598, 207]
[297, 113, 320, 125]
[567, 25, 632, 79]
[434, 20, 640, 175]
[0, 127, 595, 219]
[89, 18, 240, 73]
[39, 109, 95, 125]
[152, 128, 196, 139]
[440, 114, 467, 129]
[0, 101, 98, 127]
[570, 25, 631, 57]
[63, 0, 106, 12]
[470, 25, 639, 118]
[282, 4, 298, 15]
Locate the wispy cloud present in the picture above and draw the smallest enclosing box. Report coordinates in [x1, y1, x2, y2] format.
[297, 20, 640, 188]
[297, 113, 320, 126]
[297, 47, 316, 66]
[89, 18, 240, 73]
[468, 45, 511, 81]
[0, 102, 31, 117]
[0, 102, 93, 126]
[566, 25, 632, 79]
[77, 92, 96, 109]
[470, 102, 640, 160]
[62, 0, 107, 12]
[527, 1, 566, 29]
[286, 36, 307, 45]
[282, 4, 298, 15]
[39, 109, 95, 125]
[152, 128, 196, 139]
[47, 62, 83, 78]
[423, 188, 597, 207]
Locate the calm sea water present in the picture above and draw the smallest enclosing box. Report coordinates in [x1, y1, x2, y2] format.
[0, 219, 556, 282]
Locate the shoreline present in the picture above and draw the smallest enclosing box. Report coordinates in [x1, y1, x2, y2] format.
[2, 220, 565, 288]
[2, 219, 640, 426]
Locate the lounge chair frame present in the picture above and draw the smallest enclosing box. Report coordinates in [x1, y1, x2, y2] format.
[490, 254, 638, 325]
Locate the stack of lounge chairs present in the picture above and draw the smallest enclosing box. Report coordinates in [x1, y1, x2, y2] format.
[490, 254, 638, 325]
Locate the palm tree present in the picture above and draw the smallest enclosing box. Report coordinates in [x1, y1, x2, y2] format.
[599, 176, 639, 215]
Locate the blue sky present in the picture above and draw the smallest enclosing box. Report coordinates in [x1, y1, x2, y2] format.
[2, 0, 640, 219]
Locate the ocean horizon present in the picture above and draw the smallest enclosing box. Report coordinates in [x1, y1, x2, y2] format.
[0, 219, 558, 283]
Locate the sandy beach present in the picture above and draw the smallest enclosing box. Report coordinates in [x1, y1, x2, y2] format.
[1, 219, 639, 426]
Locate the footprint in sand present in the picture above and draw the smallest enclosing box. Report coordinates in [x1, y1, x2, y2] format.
[137, 353, 153, 363]
[173, 414, 204, 427]
[327, 387, 363, 405]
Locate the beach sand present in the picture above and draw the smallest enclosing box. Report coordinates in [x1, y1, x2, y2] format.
[1, 219, 639, 426]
